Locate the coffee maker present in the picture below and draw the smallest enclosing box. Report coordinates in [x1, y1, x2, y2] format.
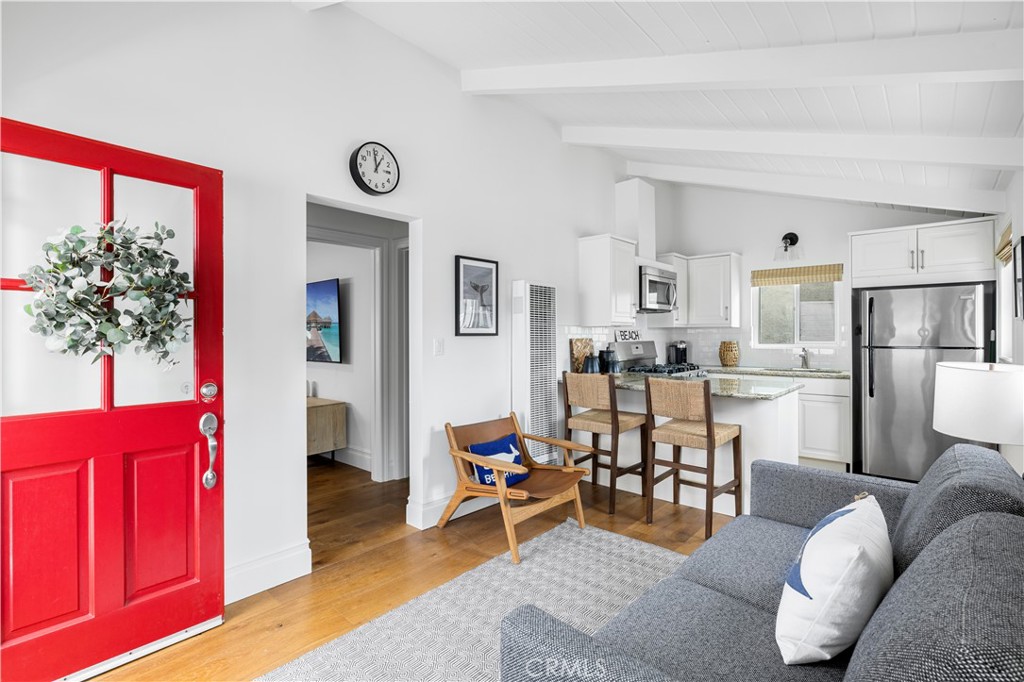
[666, 341, 687, 365]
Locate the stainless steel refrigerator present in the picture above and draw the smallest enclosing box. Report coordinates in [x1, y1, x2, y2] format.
[853, 283, 995, 481]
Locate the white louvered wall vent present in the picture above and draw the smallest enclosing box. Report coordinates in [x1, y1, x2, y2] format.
[511, 280, 558, 464]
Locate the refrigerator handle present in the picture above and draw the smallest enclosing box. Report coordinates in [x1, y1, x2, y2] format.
[868, 349, 874, 398]
[867, 296, 874, 347]
[867, 296, 875, 398]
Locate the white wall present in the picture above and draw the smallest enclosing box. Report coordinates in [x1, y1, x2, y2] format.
[2, 2, 620, 602]
[306, 242, 374, 468]
[659, 185, 955, 369]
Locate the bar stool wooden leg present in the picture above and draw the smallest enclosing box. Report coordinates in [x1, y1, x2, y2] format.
[608, 433, 619, 515]
[672, 444, 681, 505]
[645, 438, 656, 524]
[639, 424, 649, 497]
[732, 431, 743, 517]
[591, 432, 600, 489]
[704, 442, 716, 540]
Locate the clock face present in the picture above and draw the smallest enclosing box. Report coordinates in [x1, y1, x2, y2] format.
[349, 142, 400, 195]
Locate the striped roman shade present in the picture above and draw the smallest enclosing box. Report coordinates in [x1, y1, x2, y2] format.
[995, 225, 1013, 264]
[750, 263, 844, 287]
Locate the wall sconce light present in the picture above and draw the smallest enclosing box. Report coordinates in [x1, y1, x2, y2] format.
[774, 232, 803, 262]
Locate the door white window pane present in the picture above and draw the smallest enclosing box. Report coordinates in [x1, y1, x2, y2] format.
[112, 176, 196, 406]
[2, 153, 101, 277]
[2, 291, 102, 415]
[758, 285, 795, 344]
[2, 154, 103, 416]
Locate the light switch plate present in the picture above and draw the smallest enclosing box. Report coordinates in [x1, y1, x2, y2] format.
[433, 338, 444, 356]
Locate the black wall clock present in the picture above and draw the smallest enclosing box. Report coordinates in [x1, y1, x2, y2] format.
[349, 141, 400, 195]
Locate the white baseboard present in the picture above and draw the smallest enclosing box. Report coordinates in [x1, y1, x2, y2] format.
[337, 447, 372, 472]
[406, 492, 496, 530]
[225, 541, 311, 604]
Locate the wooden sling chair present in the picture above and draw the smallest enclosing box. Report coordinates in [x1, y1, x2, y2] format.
[440, 412, 592, 563]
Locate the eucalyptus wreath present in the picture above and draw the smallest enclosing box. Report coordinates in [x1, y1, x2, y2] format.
[20, 219, 194, 366]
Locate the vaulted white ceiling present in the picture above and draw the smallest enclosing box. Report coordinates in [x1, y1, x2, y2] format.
[343, 1, 1024, 217]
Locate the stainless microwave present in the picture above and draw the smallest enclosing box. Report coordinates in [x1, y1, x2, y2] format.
[638, 265, 677, 313]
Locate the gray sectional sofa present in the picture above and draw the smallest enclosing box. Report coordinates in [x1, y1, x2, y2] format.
[500, 444, 1024, 681]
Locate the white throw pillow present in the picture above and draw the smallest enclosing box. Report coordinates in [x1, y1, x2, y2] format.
[775, 495, 894, 665]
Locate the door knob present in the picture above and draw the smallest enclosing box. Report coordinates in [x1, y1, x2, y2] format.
[199, 413, 219, 490]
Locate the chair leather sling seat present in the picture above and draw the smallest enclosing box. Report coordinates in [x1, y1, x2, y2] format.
[651, 419, 740, 450]
[511, 468, 587, 499]
[567, 409, 647, 435]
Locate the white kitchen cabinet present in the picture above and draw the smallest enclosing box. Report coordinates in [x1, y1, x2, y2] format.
[850, 218, 995, 288]
[647, 252, 688, 328]
[850, 229, 917, 281]
[797, 376, 851, 470]
[916, 221, 994, 275]
[687, 253, 740, 328]
[798, 394, 850, 464]
[578, 234, 637, 327]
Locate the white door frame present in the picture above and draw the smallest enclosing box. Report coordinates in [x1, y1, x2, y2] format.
[390, 239, 410, 480]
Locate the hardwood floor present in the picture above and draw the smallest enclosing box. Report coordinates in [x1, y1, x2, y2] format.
[99, 458, 732, 681]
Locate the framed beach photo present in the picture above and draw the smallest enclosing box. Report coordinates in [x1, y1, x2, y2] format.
[306, 278, 341, 362]
[455, 256, 498, 336]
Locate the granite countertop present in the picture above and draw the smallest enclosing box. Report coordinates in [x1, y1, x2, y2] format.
[614, 374, 803, 400]
[703, 366, 851, 380]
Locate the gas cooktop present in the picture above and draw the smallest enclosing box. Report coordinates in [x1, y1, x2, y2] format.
[624, 363, 707, 378]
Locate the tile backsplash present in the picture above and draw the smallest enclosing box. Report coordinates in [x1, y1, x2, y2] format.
[672, 328, 844, 370]
[564, 326, 612, 349]
[560, 325, 847, 372]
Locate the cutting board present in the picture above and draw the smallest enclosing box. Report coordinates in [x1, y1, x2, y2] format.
[569, 338, 593, 373]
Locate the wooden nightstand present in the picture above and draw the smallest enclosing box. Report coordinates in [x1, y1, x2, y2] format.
[306, 397, 348, 458]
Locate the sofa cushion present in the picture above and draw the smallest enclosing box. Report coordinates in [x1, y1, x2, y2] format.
[775, 495, 893, 665]
[892, 444, 1024, 574]
[675, 515, 808, 613]
[845, 513, 1024, 682]
[594, 575, 848, 682]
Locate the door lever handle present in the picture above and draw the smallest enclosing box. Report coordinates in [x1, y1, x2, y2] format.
[199, 413, 219, 490]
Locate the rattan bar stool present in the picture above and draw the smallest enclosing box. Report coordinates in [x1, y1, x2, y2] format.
[562, 371, 648, 515]
[643, 377, 742, 539]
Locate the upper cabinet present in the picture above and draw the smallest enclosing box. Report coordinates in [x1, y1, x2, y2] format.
[646, 251, 741, 328]
[687, 253, 741, 328]
[578, 234, 637, 327]
[850, 218, 995, 288]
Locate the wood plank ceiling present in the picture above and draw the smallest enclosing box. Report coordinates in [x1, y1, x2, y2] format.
[343, 1, 1024, 216]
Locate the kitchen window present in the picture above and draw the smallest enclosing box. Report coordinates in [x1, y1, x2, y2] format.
[750, 264, 843, 348]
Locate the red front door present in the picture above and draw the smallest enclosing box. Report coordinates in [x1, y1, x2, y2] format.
[0, 119, 224, 681]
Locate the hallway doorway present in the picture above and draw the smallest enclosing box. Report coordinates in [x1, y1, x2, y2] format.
[305, 200, 410, 566]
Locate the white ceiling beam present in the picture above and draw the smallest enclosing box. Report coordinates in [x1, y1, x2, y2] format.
[564, 126, 1024, 170]
[463, 29, 1023, 95]
[626, 162, 1006, 214]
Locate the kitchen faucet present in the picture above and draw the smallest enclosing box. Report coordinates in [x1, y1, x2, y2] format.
[797, 347, 810, 369]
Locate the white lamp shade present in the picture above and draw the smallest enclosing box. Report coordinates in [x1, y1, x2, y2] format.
[933, 362, 1024, 445]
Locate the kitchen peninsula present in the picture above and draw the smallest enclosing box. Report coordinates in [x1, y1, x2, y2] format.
[571, 373, 802, 516]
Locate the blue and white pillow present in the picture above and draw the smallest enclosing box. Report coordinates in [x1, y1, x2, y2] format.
[468, 433, 529, 487]
[775, 495, 894, 665]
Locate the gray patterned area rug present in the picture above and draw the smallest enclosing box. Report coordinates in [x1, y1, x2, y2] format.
[259, 520, 685, 682]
